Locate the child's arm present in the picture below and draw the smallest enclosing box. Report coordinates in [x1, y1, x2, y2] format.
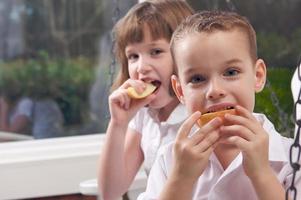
[221, 105, 286, 200]
[98, 80, 155, 200]
[159, 111, 222, 200]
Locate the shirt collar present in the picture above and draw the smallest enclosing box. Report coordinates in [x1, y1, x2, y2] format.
[148, 104, 188, 125]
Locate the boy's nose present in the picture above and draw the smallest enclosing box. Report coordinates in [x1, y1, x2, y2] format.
[206, 79, 225, 100]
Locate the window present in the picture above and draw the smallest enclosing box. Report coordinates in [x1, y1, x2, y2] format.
[0, 0, 136, 140]
[0, 0, 137, 198]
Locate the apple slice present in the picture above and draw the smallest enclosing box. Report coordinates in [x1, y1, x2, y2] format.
[197, 109, 236, 127]
[127, 83, 157, 99]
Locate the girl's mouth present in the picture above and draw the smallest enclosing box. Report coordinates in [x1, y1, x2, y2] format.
[151, 80, 161, 93]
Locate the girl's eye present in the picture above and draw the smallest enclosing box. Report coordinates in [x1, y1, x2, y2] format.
[150, 49, 163, 56]
[189, 74, 206, 84]
[127, 54, 138, 61]
[224, 68, 239, 76]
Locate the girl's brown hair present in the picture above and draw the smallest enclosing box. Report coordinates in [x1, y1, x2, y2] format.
[111, 0, 194, 91]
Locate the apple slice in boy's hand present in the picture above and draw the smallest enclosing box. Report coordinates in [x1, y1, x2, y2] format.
[197, 108, 236, 127]
[127, 83, 157, 99]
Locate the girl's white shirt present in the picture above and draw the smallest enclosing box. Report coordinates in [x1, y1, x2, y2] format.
[138, 113, 300, 200]
[128, 103, 188, 175]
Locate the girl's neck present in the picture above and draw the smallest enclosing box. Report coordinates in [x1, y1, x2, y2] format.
[157, 98, 179, 122]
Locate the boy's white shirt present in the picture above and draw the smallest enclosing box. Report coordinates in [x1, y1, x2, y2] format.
[138, 113, 300, 200]
[129, 103, 188, 175]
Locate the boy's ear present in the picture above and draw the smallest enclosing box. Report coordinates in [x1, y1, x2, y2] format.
[254, 59, 267, 93]
[171, 75, 185, 104]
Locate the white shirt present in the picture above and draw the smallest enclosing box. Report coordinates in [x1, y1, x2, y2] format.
[138, 113, 301, 200]
[129, 104, 188, 175]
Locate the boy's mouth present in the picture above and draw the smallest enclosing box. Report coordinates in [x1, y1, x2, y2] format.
[205, 106, 234, 114]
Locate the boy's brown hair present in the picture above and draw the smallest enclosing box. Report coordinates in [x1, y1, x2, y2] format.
[170, 10, 257, 72]
[111, 0, 194, 91]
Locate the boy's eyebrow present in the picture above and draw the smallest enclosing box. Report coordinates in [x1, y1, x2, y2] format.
[224, 58, 243, 65]
[182, 66, 199, 77]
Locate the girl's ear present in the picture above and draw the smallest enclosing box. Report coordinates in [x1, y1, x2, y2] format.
[171, 75, 185, 104]
[254, 59, 267, 93]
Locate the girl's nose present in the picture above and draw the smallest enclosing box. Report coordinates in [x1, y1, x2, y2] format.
[136, 56, 152, 74]
[206, 79, 226, 100]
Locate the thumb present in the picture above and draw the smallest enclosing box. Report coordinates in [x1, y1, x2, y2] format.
[176, 111, 202, 141]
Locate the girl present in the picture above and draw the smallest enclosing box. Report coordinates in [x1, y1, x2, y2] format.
[98, 1, 194, 199]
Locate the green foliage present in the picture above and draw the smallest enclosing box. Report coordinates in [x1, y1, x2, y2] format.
[291, 27, 301, 62]
[0, 52, 95, 125]
[257, 32, 290, 67]
[255, 68, 295, 137]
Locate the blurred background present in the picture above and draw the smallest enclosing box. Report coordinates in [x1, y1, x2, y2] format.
[0, 0, 300, 140]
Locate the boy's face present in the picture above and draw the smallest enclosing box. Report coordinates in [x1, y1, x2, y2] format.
[172, 29, 266, 115]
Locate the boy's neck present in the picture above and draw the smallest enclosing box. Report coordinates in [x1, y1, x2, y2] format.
[157, 98, 179, 122]
[214, 144, 240, 170]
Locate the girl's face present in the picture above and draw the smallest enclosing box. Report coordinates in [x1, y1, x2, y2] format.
[125, 29, 175, 109]
[172, 30, 266, 115]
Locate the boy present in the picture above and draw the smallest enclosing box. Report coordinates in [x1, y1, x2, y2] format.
[138, 11, 300, 200]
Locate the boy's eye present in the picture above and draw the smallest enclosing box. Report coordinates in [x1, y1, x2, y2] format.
[189, 74, 206, 84]
[150, 49, 163, 56]
[224, 68, 239, 76]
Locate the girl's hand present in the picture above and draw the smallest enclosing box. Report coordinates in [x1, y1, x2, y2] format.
[220, 105, 270, 179]
[171, 111, 222, 182]
[108, 79, 156, 126]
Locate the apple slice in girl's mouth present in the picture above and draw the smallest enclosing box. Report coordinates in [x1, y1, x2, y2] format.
[127, 83, 157, 99]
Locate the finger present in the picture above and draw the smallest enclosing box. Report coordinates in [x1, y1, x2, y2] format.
[110, 90, 127, 107]
[234, 105, 257, 122]
[226, 135, 250, 151]
[196, 144, 215, 160]
[194, 129, 220, 152]
[190, 117, 222, 145]
[121, 79, 146, 94]
[224, 109, 260, 135]
[130, 93, 156, 109]
[220, 125, 255, 141]
[176, 111, 202, 141]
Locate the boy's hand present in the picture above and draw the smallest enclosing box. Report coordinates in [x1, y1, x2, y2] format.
[220, 105, 271, 179]
[108, 79, 155, 126]
[171, 111, 223, 182]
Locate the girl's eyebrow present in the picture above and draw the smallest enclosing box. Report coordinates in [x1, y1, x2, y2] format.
[147, 39, 169, 46]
